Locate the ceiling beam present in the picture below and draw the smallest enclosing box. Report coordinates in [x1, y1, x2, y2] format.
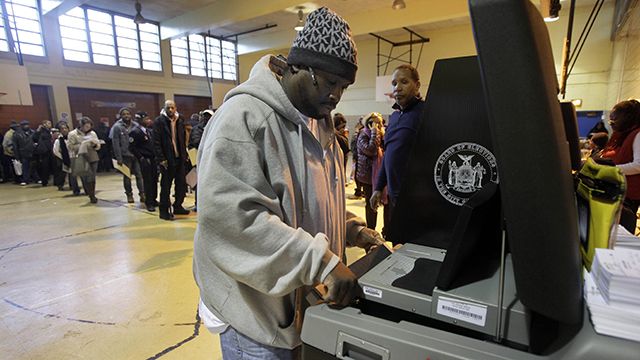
[160, 0, 301, 40]
[41, 0, 88, 17]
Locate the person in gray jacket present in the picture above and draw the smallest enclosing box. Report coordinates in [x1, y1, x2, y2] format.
[193, 7, 384, 359]
[110, 107, 145, 204]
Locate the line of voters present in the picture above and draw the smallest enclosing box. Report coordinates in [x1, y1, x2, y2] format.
[0, 99, 214, 221]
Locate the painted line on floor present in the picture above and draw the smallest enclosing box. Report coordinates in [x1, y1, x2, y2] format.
[0, 225, 120, 252]
[3, 298, 117, 325]
[146, 309, 202, 359]
[4, 298, 202, 329]
[0, 241, 24, 262]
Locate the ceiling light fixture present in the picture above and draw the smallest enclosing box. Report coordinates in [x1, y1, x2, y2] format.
[541, 0, 561, 22]
[133, 1, 146, 25]
[294, 8, 305, 31]
[392, 0, 406, 10]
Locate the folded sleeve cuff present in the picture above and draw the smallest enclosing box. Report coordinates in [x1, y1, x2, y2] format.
[318, 253, 340, 282]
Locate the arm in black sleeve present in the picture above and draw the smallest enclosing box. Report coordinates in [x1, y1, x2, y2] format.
[152, 119, 166, 164]
[129, 130, 143, 160]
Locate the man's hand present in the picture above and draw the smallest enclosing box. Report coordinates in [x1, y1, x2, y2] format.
[322, 262, 357, 307]
[370, 190, 382, 210]
[159, 160, 168, 171]
[354, 227, 385, 252]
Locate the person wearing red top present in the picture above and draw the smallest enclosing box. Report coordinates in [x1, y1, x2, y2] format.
[602, 99, 640, 232]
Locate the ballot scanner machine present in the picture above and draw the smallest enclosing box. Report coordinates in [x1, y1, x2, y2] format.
[300, 0, 640, 359]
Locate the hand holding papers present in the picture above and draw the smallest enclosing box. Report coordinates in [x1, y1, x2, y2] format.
[112, 159, 131, 178]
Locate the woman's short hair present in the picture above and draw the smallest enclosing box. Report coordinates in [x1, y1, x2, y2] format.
[80, 116, 94, 126]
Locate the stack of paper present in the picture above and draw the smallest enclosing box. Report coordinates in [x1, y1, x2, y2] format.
[585, 248, 640, 342]
[613, 225, 640, 249]
[584, 271, 640, 342]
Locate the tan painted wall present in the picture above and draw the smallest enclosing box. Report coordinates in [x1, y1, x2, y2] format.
[606, 1, 640, 109]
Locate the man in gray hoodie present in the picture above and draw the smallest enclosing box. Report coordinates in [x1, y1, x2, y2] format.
[110, 107, 145, 204]
[193, 7, 384, 359]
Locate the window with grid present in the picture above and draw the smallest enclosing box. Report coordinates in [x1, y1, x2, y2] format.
[170, 34, 236, 81]
[114, 15, 139, 68]
[0, 0, 45, 56]
[59, 6, 161, 71]
[59, 7, 90, 62]
[138, 22, 161, 71]
[189, 34, 207, 77]
[221, 40, 236, 81]
[170, 37, 189, 75]
[206, 37, 222, 79]
[87, 8, 116, 66]
[0, 7, 8, 52]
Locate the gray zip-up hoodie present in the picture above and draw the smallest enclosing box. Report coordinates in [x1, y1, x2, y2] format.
[193, 55, 365, 349]
[109, 119, 139, 161]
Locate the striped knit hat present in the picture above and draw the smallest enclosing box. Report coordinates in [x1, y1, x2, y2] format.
[288, 7, 358, 83]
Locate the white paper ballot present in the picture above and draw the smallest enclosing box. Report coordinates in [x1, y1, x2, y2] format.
[112, 159, 131, 179]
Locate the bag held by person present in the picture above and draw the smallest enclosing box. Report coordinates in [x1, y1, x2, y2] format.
[12, 159, 22, 176]
[71, 156, 91, 177]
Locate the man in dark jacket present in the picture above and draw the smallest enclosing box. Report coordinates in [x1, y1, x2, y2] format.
[187, 109, 214, 212]
[95, 120, 113, 172]
[33, 120, 53, 186]
[188, 109, 213, 150]
[130, 111, 158, 212]
[13, 120, 35, 185]
[153, 100, 190, 220]
[371, 64, 425, 220]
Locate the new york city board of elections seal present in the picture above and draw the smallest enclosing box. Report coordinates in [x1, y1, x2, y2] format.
[434, 142, 499, 206]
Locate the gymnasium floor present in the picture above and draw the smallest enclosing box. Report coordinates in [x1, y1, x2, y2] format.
[0, 171, 377, 359]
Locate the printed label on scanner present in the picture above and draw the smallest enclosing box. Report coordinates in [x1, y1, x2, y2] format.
[436, 296, 487, 327]
[362, 286, 383, 298]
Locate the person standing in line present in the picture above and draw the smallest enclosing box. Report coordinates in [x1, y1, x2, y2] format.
[110, 107, 145, 204]
[356, 112, 385, 230]
[95, 119, 113, 173]
[153, 100, 190, 220]
[193, 7, 384, 359]
[68, 117, 101, 203]
[370, 64, 425, 225]
[349, 117, 365, 198]
[129, 111, 158, 212]
[2, 121, 19, 183]
[33, 120, 54, 187]
[333, 113, 350, 176]
[12, 120, 36, 186]
[188, 108, 214, 212]
[53, 122, 81, 194]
